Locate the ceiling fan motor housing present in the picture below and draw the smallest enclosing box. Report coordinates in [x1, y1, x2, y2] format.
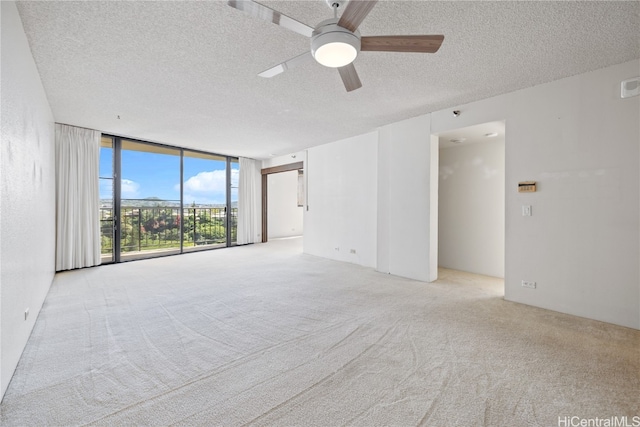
[311, 18, 361, 68]
[324, 0, 347, 10]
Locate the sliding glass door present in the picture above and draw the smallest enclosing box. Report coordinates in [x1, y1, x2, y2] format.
[230, 159, 239, 244]
[98, 135, 239, 263]
[119, 139, 181, 261]
[182, 151, 229, 251]
[99, 136, 115, 263]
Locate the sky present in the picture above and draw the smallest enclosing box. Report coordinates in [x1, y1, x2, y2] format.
[99, 147, 239, 205]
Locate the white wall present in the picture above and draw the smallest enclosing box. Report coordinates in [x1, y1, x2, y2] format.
[0, 1, 56, 399]
[303, 60, 638, 329]
[431, 60, 639, 329]
[267, 170, 303, 239]
[438, 139, 505, 278]
[377, 115, 437, 282]
[305, 132, 378, 267]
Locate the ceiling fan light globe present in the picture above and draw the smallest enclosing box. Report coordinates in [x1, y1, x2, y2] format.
[311, 30, 360, 68]
[315, 42, 358, 67]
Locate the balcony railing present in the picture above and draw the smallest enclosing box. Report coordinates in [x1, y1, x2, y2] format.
[100, 206, 237, 259]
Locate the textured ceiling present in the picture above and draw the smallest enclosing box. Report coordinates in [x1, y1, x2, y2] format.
[16, 1, 640, 159]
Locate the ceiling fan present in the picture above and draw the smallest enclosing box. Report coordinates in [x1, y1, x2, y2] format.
[227, 0, 444, 92]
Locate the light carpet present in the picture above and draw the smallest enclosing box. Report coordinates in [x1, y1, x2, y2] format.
[1, 237, 638, 426]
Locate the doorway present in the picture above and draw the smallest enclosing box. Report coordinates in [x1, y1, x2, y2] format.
[267, 170, 304, 240]
[261, 161, 304, 242]
[436, 121, 506, 279]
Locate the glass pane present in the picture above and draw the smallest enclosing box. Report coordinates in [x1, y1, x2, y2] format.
[183, 150, 226, 162]
[230, 159, 239, 244]
[99, 136, 114, 263]
[99, 137, 113, 178]
[182, 151, 228, 251]
[120, 140, 181, 260]
[99, 178, 113, 201]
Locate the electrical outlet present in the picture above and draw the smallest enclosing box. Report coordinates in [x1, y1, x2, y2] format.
[522, 205, 532, 216]
[522, 281, 536, 289]
[350, 249, 356, 254]
[25, 308, 29, 320]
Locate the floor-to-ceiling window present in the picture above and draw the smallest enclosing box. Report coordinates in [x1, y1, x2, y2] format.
[99, 135, 239, 263]
[99, 136, 115, 263]
[120, 139, 182, 261]
[182, 151, 229, 252]
[230, 159, 239, 244]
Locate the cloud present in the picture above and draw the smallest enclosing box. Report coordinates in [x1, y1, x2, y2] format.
[179, 169, 239, 204]
[121, 179, 140, 198]
[183, 170, 226, 193]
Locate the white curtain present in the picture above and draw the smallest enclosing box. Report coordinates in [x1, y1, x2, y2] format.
[237, 157, 260, 244]
[55, 124, 101, 270]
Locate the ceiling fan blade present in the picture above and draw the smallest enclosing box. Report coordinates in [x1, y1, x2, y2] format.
[258, 52, 313, 78]
[227, 0, 313, 38]
[361, 35, 445, 53]
[338, 63, 362, 92]
[337, 0, 378, 32]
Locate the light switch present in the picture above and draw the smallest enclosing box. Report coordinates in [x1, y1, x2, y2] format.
[522, 205, 532, 216]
